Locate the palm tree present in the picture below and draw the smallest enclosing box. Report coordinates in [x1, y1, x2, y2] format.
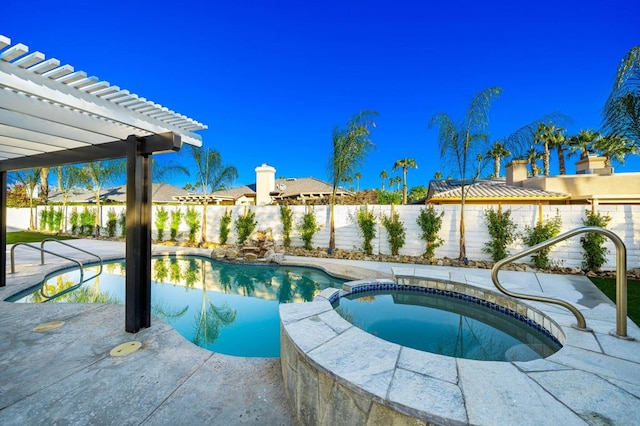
[54, 166, 63, 191]
[327, 110, 377, 253]
[39, 168, 50, 203]
[567, 129, 601, 160]
[486, 140, 510, 177]
[54, 165, 81, 232]
[534, 123, 552, 176]
[429, 86, 502, 260]
[79, 160, 125, 236]
[547, 126, 567, 175]
[392, 158, 418, 204]
[12, 169, 40, 229]
[394, 176, 402, 192]
[379, 169, 388, 191]
[189, 146, 238, 243]
[355, 172, 361, 192]
[593, 134, 638, 168]
[434, 170, 442, 179]
[603, 46, 640, 146]
[526, 146, 542, 176]
[342, 175, 354, 191]
[535, 123, 567, 175]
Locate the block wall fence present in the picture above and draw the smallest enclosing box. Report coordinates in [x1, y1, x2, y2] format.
[8, 203, 640, 270]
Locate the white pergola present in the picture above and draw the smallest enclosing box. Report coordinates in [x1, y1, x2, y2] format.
[0, 35, 207, 332]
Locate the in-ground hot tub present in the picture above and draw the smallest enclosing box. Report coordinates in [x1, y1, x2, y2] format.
[279, 271, 568, 425]
[334, 286, 561, 362]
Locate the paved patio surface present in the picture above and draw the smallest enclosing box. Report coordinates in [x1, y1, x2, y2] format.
[2, 239, 639, 425]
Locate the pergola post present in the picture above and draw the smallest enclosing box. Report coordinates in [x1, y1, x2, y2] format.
[1, 171, 6, 287]
[125, 136, 153, 332]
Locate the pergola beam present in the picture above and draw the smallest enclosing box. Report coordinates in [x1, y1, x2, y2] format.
[125, 135, 153, 332]
[0, 171, 6, 287]
[0, 132, 180, 172]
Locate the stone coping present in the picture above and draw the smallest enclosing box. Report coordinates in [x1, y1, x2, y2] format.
[280, 268, 640, 425]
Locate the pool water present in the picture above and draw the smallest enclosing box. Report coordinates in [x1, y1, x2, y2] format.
[334, 290, 561, 361]
[10, 256, 345, 357]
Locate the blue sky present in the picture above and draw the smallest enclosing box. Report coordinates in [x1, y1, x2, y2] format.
[3, 0, 639, 191]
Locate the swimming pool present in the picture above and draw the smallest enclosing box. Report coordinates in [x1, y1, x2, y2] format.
[9, 255, 345, 357]
[334, 289, 561, 361]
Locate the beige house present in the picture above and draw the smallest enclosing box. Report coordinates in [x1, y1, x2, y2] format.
[424, 157, 640, 206]
[425, 178, 569, 205]
[506, 158, 640, 205]
[173, 164, 351, 206]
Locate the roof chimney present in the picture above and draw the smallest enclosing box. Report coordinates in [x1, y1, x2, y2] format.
[575, 156, 612, 175]
[255, 163, 276, 205]
[506, 160, 528, 186]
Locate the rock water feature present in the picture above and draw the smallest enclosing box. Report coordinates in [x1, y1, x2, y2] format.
[211, 229, 284, 262]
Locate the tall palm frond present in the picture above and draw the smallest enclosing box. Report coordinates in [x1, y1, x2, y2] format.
[603, 46, 640, 146]
[188, 146, 238, 242]
[428, 87, 501, 260]
[327, 110, 377, 252]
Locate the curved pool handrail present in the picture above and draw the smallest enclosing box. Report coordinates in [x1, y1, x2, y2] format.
[10, 242, 84, 283]
[491, 226, 630, 339]
[40, 238, 103, 279]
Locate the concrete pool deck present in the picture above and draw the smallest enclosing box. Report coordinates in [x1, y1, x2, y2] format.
[2, 239, 640, 425]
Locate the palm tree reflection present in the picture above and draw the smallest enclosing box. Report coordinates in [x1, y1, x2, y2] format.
[193, 298, 237, 347]
[152, 298, 189, 321]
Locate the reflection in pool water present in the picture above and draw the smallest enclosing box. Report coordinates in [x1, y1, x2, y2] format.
[11, 256, 344, 357]
[335, 290, 562, 361]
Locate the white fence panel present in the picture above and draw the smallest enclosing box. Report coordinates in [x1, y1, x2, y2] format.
[8, 203, 640, 269]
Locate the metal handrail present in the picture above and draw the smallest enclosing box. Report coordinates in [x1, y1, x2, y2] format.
[491, 226, 631, 339]
[40, 238, 103, 279]
[10, 242, 85, 283]
[10, 239, 105, 301]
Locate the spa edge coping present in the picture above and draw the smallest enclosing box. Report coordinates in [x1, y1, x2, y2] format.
[279, 267, 640, 425]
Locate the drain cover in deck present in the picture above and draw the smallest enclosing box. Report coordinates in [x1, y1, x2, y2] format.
[110, 341, 142, 357]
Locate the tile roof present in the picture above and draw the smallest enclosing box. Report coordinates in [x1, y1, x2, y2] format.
[269, 177, 350, 199]
[166, 177, 351, 204]
[47, 183, 191, 203]
[208, 185, 256, 199]
[427, 178, 570, 201]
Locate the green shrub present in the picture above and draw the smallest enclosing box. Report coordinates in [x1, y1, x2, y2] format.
[522, 214, 562, 268]
[298, 207, 321, 250]
[279, 205, 293, 248]
[483, 206, 517, 262]
[416, 206, 444, 258]
[356, 206, 377, 255]
[381, 210, 406, 256]
[46, 206, 55, 231]
[79, 207, 95, 236]
[235, 209, 257, 244]
[53, 208, 63, 232]
[39, 208, 48, 230]
[119, 210, 127, 238]
[185, 206, 201, 243]
[106, 208, 117, 238]
[70, 207, 79, 234]
[155, 206, 169, 241]
[375, 190, 402, 205]
[581, 210, 612, 272]
[170, 208, 182, 241]
[219, 210, 232, 244]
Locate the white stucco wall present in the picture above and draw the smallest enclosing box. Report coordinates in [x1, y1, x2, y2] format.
[8, 203, 640, 270]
